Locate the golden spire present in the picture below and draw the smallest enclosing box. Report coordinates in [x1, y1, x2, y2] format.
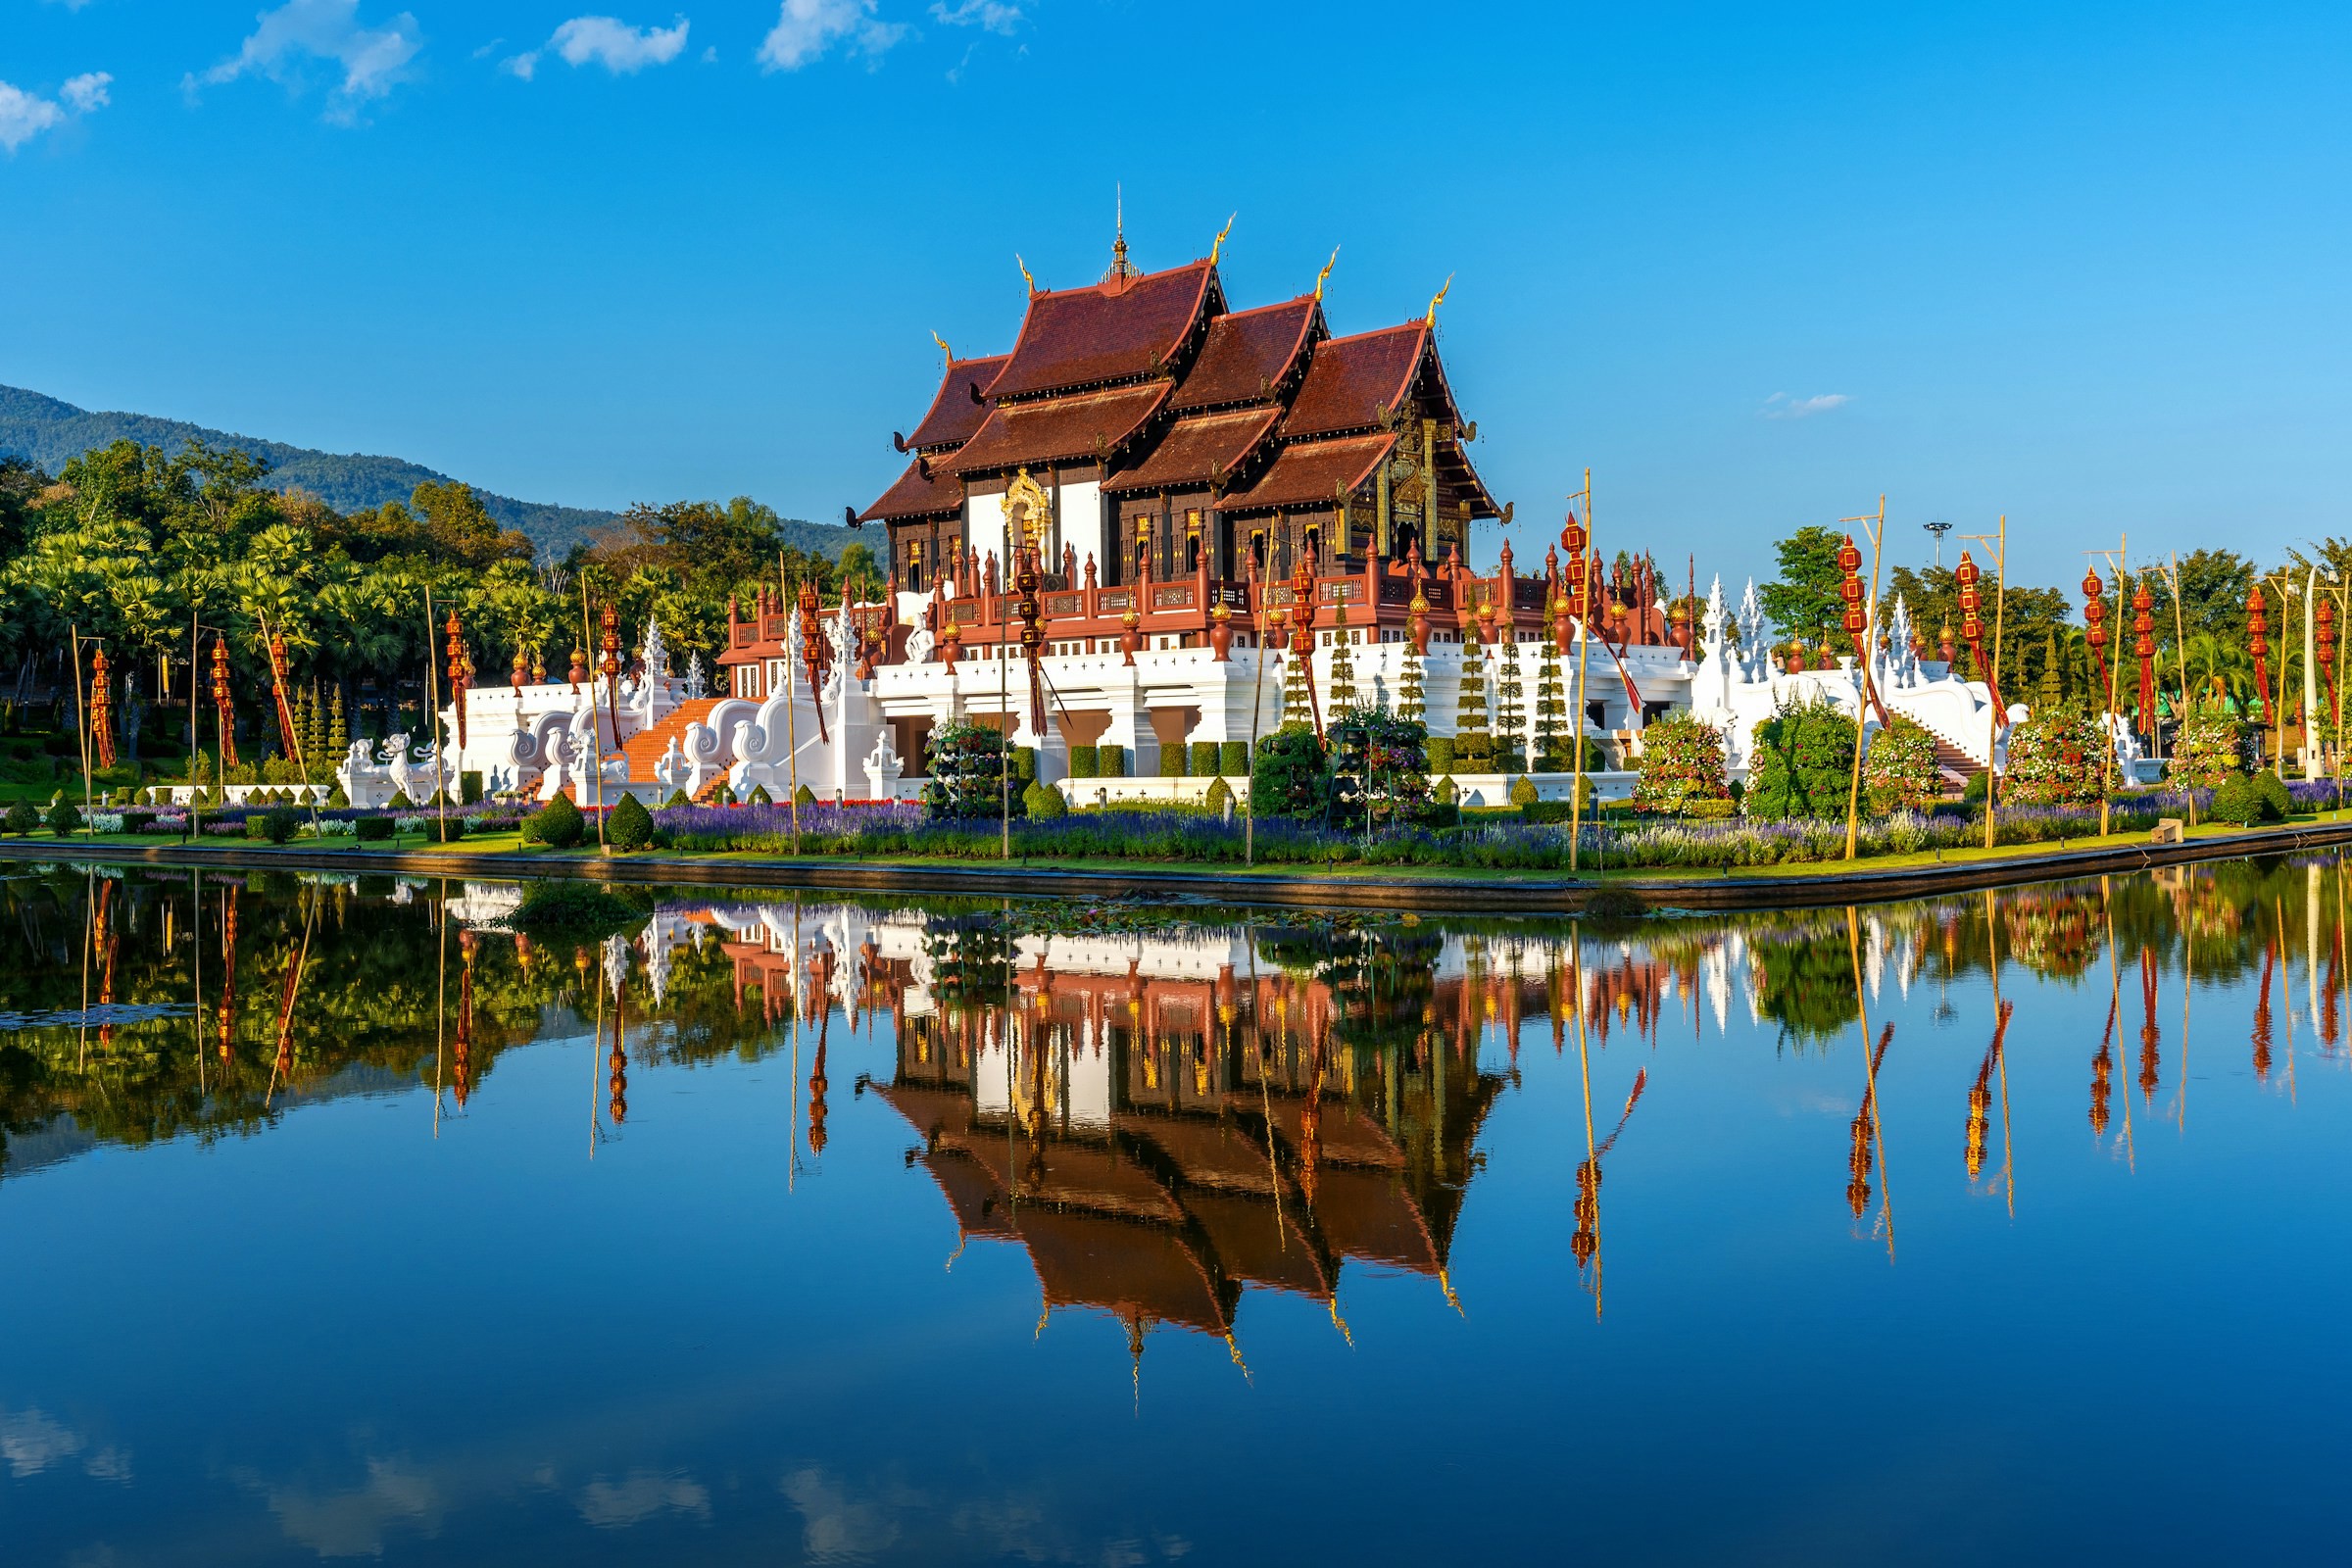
[1314, 245, 1339, 301]
[1016, 254, 1037, 295]
[1425, 272, 1453, 325]
[1209, 211, 1235, 266]
[931, 330, 953, 364]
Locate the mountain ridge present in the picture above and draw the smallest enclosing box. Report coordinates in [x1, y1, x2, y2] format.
[0, 383, 855, 562]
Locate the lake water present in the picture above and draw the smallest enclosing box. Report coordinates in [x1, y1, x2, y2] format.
[3, 859, 2349, 1565]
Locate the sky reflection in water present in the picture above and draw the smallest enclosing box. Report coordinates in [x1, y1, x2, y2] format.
[2, 860, 2350, 1566]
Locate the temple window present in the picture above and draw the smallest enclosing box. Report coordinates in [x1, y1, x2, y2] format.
[905, 539, 926, 594]
[1184, 510, 1203, 572]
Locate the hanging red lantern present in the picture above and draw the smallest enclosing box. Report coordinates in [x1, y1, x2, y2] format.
[2132, 578, 2157, 737]
[445, 612, 470, 751]
[88, 645, 115, 769]
[2082, 568, 2110, 714]
[2246, 582, 2270, 719]
[210, 635, 240, 770]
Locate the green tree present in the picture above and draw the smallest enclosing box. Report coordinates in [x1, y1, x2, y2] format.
[1760, 526, 1845, 649]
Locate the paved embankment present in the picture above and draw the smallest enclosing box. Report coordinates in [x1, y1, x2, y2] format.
[5, 817, 2350, 913]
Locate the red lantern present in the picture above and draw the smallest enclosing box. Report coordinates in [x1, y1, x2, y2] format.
[2247, 583, 2270, 718]
[211, 635, 239, 770]
[88, 645, 115, 769]
[2132, 579, 2156, 736]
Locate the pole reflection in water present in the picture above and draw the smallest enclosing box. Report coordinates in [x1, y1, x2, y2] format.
[5, 859, 2352, 1563]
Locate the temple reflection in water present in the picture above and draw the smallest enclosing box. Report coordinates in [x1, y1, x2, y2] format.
[710, 903, 1506, 1357]
[6, 857, 2352, 1365]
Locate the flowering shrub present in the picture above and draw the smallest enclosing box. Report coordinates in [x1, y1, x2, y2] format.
[1326, 706, 1433, 829]
[1633, 712, 1730, 813]
[2167, 710, 2247, 793]
[1864, 714, 1942, 813]
[2004, 709, 2106, 806]
[923, 722, 1024, 821]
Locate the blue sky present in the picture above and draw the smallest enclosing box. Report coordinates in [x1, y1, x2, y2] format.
[6, 1, 2350, 588]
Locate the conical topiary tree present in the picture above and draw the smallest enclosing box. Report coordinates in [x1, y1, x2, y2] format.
[1327, 608, 1358, 710]
[1534, 632, 1566, 769]
[608, 792, 654, 851]
[328, 687, 349, 761]
[1455, 618, 1494, 772]
[1396, 639, 1426, 724]
[1495, 632, 1526, 772]
[2036, 628, 2064, 713]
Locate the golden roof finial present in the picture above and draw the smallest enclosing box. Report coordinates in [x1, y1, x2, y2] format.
[1016, 254, 1037, 295]
[1209, 211, 1236, 266]
[1425, 272, 1453, 326]
[931, 330, 953, 364]
[1314, 245, 1339, 301]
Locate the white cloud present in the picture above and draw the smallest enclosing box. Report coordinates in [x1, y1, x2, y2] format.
[0, 83, 68, 153]
[759, 0, 906, 71]
[61, 72, 112, 112]
[930, 0, 1020, 33]
[0, 69, 111, 154]
[1761, 391, 1850, 420]
[186, 0, 423, 124]
[508, 15, 691, 80]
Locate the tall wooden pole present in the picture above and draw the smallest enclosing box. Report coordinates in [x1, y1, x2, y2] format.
[1842, 498, 1887, 862]
[2165, 553, 2197, 828]
[2095, 537, 2127, 837]
[579, 581, 605, 848]
[1245, 548, 1268, 865]
[70, 625, 92, 836]
[1983, 517, 2007, 851]
[781, 559, 802, 853]
[188, 609, 202, 839]
[258, 610, 325, 842]
[1569, 468, 1592, 874]
[1000, 565, 1010, 861]
[425, 584, 450, 844]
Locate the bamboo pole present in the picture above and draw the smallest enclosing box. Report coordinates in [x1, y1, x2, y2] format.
[69, 624, 92, 837]
[578, 581, 605, 849]
[1983, 517, 2007, 851]
[1245, 548, 1268, 865]
[1569, 469, 1592, 874]
[1000, 564, 1010, 860]
[187, 611, 202, 840]
[782, 563, 802, 853]
[257, 610, 326, 842]
[2095, 537, 2127, 838]
[1842, 499, 1886, 862]
[425, 585, 450, 845]
[2167, 552, 2196, 827]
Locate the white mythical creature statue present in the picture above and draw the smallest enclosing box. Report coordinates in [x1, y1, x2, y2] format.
[1736, 579, 1774, 682]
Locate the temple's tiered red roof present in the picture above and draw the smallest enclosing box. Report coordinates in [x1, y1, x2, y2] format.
[1222, 431, 1397, 514]
[901, 353, 1009, 453]
[1103, 407, 1280, 494]
[949, 382, 1170, 476]
[1278, 324, 1428, 439]
[984, 262, 1217, 401]
[1166, 297, 1319, 412]
[859, 455, 962, 522]
[858, 247, 1501, 530]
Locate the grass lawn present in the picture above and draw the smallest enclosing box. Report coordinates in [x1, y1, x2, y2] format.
[5, 808, 2349, 885]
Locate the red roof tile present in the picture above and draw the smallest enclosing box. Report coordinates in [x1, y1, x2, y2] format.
[1220, 432, 1396, 514]
[1103, 407, 1280, 494]
[903, 354, 1008, 452]
[1167, 297, 1319, 412]
[985, 262, 1215, 401]
[949, 382, 1171, 476]
[1277, 323, 1428, 439]
[858, 456, 964, 523]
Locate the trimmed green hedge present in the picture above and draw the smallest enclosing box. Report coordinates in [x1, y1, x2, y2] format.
[1220, 740, 1249, 778]
[1100, 744, 1127, 778]
[1190, 741, 1220, 777]
[1069, 744, 1100, 778]
[1161, 746, 1189, 778]
[1426, 736, 1455, 774]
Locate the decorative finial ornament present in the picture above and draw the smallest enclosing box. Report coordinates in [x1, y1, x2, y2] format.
[931, 330, 953, 363]
[1209, 211, 1236, 266]
[1425, 272, 1453, 325]
[1314, 245, 1339, 301]
[1016, 254, 1037, 294]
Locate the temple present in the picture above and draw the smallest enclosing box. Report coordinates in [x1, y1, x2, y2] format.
[411, 225, 2040, 810]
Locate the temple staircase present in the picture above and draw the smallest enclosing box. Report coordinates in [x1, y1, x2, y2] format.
[619, 699, 725, 801]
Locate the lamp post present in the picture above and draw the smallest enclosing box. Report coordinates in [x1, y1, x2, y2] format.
[2256, 570, 2301, 780]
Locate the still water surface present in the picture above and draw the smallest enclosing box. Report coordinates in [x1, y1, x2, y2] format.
[4, 861, 2350, 1564]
